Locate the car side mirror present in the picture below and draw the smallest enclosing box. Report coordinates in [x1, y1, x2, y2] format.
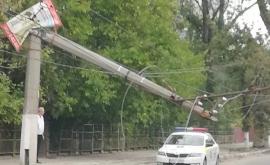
[159, 140, 165, 145]
[206, 143, 213, 147]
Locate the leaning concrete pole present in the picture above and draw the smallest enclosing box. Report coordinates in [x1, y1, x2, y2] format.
[31, 30, 214, 120]
[20, 34, 41, 165]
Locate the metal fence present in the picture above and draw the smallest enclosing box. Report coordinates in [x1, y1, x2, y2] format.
[0, 124, 236, 156]
[0, 129, 20, 156]
[49, 124, 172, 155]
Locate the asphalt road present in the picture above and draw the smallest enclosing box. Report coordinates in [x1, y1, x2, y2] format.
[221, 152, 270, 165]
[0, 150, 156, 165]
[1, 150, 269, 165]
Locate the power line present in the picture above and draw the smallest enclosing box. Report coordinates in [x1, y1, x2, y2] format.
[0, 64, 25, 69]
[159, 77, 270, 101]
[144, 67, 248, 96]
[184, 86, 270, 101]
[204, 72, 235, 92]
[249, 94, 270, 97]
[228, 98, 270, 115]
[216, 98, 270, 123]
[144, 69, 208, 76]
[241, 94, 257, 120]
[155, 74, 237, 97]
[165, 78, 214, 95]
[145, 69, 270, 119]
[0, 48, 249, 86]
[89, 8, 128, 33]
[242, 74, 263, 119]
[0, 48, 208, 77]
[0, 49, 117, 75]
[144, 68, 239, 97]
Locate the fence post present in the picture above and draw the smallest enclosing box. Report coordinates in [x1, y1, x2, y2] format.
[109, 125, 112, 152]
[101, 124, 104, 153]
[12, 130, 16, 157]
[118, 126, 121, 151]
[267, 129, 270, 148]
[91, 125, 94, 153]
[58, 130, 62, 155]
[75, 130, 79, 155]
[45, 125, 50, 157]
[81, 127, 84, 154]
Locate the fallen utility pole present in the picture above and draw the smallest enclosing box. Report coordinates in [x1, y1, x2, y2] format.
[30, 30, 215, 120]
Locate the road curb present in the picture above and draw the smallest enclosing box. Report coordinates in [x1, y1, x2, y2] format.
[220, 148, 270, 161]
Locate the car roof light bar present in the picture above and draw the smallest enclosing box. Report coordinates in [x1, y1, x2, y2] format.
[175, 127, 208, 132]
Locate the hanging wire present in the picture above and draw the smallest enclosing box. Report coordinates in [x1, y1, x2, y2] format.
[230, 98, 270, 113]
[241, 74, 263, 120]
[0, 64, 25, 69]
[0, 49, 117, 75]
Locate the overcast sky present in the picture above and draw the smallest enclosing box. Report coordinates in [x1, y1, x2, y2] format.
[234, 0, 268, 39]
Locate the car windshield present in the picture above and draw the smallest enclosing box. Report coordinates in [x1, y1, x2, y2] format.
[165, 134, 204, 146]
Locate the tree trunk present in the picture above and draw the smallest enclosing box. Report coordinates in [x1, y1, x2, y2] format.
[202, 0, 213, 94]
[253, 124, 265, 148]
[242, 95, 250, 132]
[202, 0, 211, 43]
[257, 0, 270, 34]
[218, 0, 225, 30]
[253, 110, 266, 148]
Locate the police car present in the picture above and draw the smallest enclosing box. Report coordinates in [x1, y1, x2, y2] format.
[156, 127, 219, 165]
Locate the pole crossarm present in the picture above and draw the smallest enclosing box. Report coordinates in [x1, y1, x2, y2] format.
[30, 30, 214, 120]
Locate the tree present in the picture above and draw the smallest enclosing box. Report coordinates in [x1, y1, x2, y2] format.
[257, 0, 270, 34]
[0, 0, 25, 125]
[243, 43, 270, 147]
[0, 72, 23, 125]
[177, 0, 270, 134]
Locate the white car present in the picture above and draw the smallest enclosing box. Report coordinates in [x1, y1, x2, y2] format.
[156, 127, 219, 165]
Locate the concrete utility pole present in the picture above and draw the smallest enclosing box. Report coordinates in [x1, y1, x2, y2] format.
[31, 30, 214, 120]
[20, 34, 41, 165]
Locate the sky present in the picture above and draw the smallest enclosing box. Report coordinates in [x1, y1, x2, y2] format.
[233, 0, 269, 40]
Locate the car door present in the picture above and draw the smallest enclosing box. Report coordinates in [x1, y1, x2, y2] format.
[205, 134, 219, 165]
[205, 135, 216, 165]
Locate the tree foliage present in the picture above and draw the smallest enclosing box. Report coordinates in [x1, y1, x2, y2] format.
[0, 2, 25, 125]
[0, 0, 206, 129]
[178, 0, 270, 131]
[0, 72, 23, 125]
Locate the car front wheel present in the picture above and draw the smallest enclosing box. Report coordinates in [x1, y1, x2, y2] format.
[216, 156, 219, 165]
[203, 158, 207, 165]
